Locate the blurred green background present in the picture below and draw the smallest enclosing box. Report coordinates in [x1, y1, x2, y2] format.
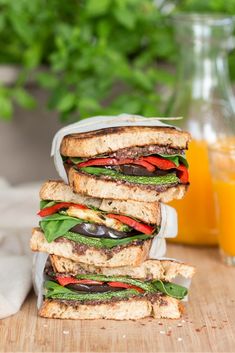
[1, 0, 235, 122]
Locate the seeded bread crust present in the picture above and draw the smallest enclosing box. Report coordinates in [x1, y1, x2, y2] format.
[39, 180, 161, 224]
[50, 255, 195, 281]
[30, 228, 151, 267]
[39, 295, 183, 320]
[68, 168, 188, 203]
[60, 126, 190, 158]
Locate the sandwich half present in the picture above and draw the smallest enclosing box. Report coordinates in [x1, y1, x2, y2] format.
[39, 257, 195, 320]
[61, 126, 190, 202]
[31, 180, 167, 267]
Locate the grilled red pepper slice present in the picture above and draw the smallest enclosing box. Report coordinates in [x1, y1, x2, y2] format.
[142, 156, 189, 183]
[77, 156, 188, 182]
[78, 158, 119, 167]
[176, 165, 189, 184]
[38, 202, 88, 217]
[130, 159, 155, 172]
[141, 156, 176, 169]
[56, 276, 103, 286]
[78, 157, 155, 172]
[108, 282, 144, 293]
[107, 214, 154, 235]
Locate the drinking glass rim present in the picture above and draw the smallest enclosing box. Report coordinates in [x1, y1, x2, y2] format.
[208, 142, 235, 156]
[171, 13, 235, 27]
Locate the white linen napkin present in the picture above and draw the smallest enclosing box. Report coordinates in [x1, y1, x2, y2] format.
[0, 179, 39, 319]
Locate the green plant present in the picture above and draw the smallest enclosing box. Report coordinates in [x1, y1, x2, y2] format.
[0, 0, 235, 121]
[0, 0, 77, 119]
[37, 0, 175, 120]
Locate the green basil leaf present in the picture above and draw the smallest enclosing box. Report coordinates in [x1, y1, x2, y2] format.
[40, 200, 57, 210]
[45, 280, 74, 295]
[161, 155, 180, 167]
[40, 214, 83, 242]
[152, 280, 188, 300]
[45, 281, 139, 301]
[158, 154, 188, 168]
[70, 157, 84, 164]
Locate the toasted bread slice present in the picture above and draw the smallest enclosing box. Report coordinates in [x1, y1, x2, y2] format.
[39, 295, 183, 320]
[30, 228, 151, 267]
[68, 168, 188, 203]
[40, 179, 101, 207]
[40, 180, 161, 224]
[50, 255, 195, 281]
[60, 126, 190, 158]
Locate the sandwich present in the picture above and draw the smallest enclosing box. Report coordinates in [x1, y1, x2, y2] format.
[30, 180, 172, 267]
[61, 126, 190, 202]
[39, 256, 195, 320]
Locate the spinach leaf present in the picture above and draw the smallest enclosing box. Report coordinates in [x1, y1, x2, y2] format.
[45, 281, 139, 301]
[40, 200, 57, 210]
[74, 274, 187, 296]
[152, 280, 188, 300]
[158, 154, 188, 168]
[40, 214, 83, 242]
[70, 157, 84, 164]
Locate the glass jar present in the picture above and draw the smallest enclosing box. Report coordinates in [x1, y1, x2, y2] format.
[166, 14, 235, 245]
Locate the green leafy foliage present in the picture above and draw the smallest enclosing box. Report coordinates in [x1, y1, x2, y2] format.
[45, 277, 188, 301]
[74, 273, 188, 299]
[39, 213, 83, 242]
[0, 0, 235, 121]
[158, 154, 188, 167]
[39, 200, 57, 210]
[0, 87, 13, 120]
[152, 280, 188, 300]
[39, 211, 153, 248]
[45, 280, 140, 301]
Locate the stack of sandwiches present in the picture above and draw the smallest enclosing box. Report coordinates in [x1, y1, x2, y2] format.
[30, 119, 195, 320]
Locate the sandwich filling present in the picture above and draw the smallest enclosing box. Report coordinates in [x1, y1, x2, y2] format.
[38, 200, 159, 249]
[44, 271, 188, 304]
[63, 148, 189, 185]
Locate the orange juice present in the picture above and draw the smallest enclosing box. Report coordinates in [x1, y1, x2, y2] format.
[170, 139, 218, 245]
[209, 137, 235, 260]
[213, 179, 235, 256]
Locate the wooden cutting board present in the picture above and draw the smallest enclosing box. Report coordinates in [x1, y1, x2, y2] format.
[1, 244, 235, 353]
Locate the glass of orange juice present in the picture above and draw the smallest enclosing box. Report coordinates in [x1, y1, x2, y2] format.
[209, 139, 235, 266]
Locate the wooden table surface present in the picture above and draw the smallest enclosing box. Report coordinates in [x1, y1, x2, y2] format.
[1, 244, 235, 353]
